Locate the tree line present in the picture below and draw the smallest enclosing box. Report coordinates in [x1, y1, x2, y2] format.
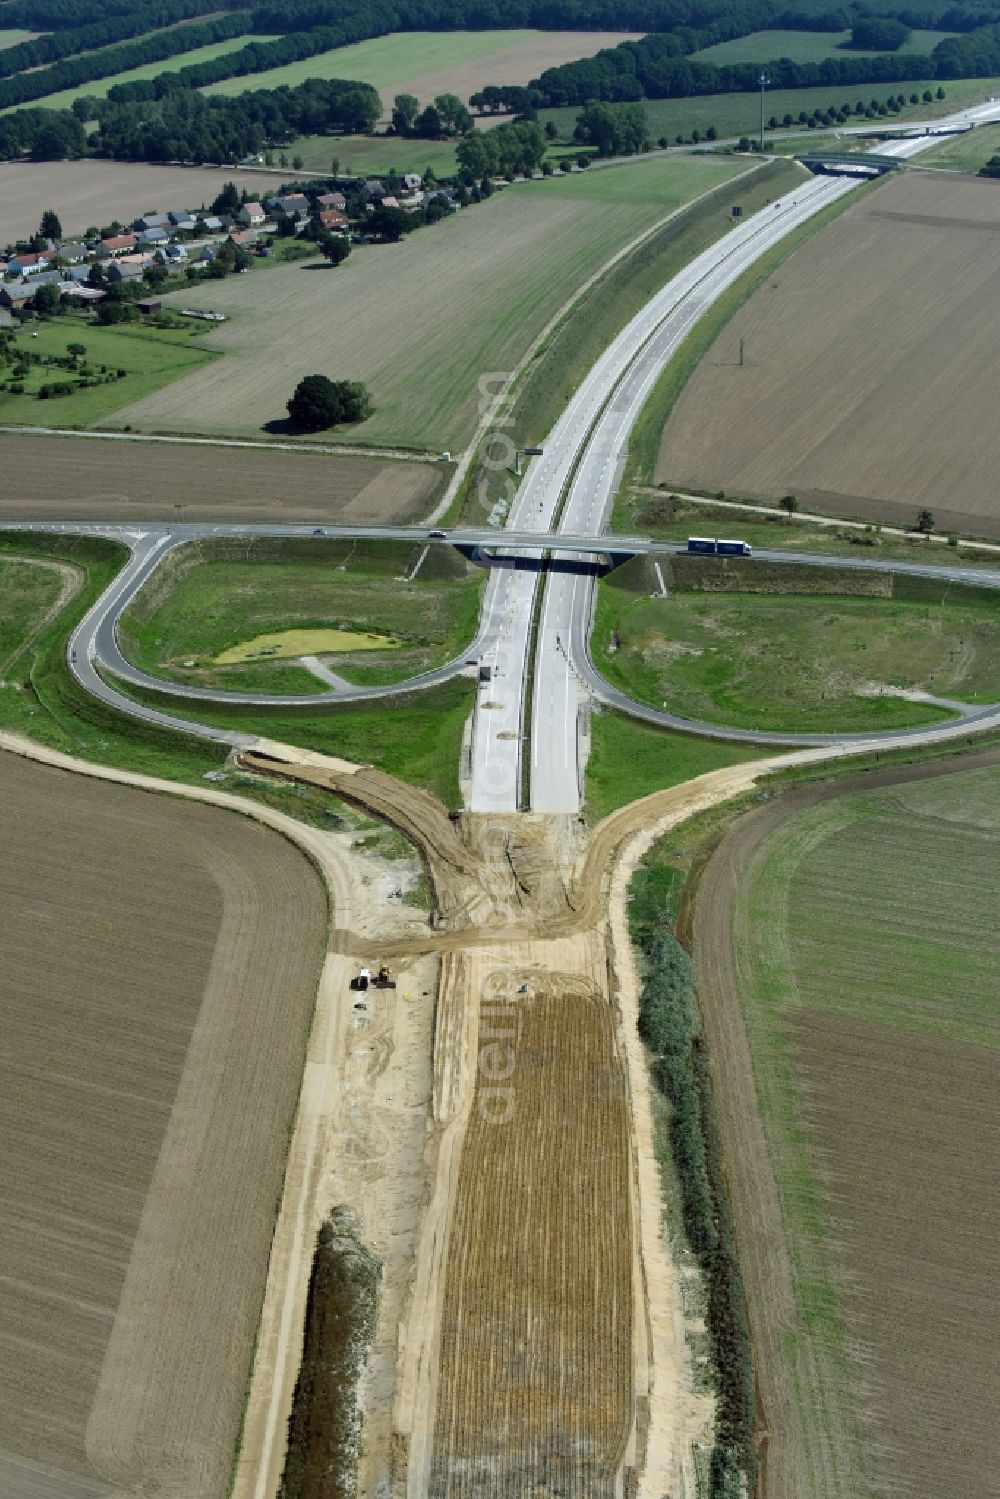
[495, 15, 1000, 107]
[0, 0, 232, 81]
[628, 862, 757, 1499]
[0, 14, 252, 111]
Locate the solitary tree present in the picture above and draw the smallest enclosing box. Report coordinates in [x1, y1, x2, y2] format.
[287, 374, 372, 431]
[32, 282, 60, 315]
[211, 181, 241, 216]
[391, 93, 420, 135]
[317, 232, 351, 265]
[780, 494, 799, 518]
[38, 209, 62, 240]
[916, 508, 935, 533]
[67, 341, 86, 361]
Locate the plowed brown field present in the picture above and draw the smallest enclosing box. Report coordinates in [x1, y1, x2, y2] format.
[429, 947, 634, 1497]
[659, 173, 1000, 537]
[0, 433, 440, 523]
[0, 751, 327, 1498]
[692, 751, 1000, 1499]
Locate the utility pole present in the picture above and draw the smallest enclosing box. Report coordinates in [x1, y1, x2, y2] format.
[739, 336, 745, 367]
[758, 72, 770, 153]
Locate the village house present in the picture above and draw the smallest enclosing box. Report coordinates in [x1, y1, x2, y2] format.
[139, 227, 169, 246]
[401, 172, 423, 194]
[106, 255, 151, 282]
[56, 241, 90, 263]
[133, 213, 170, 232]
[99, 233, 139, 257]
[315, 208, 348, 231]
[315, 191, 347, 210]
[7, 250, 57, 276]
[155, 243, 188, 265]
[196, 214, 224, 234]
[168, 211, 197, 232]
[238, 202, 266, 227]
[268, 192, 308, 218]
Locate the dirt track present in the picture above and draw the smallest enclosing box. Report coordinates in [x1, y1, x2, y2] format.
[0, 433, 441, 524]
[690, 746, 1000, 1499]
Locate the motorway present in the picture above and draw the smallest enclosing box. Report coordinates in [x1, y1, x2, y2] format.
[9, 97, 1000, 800]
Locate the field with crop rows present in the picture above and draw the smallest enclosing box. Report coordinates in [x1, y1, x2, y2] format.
[0, 751, 327, 1497]
[593, 565, 1000, 732]
[430, 966, 633, 1494]
[0, 433, 441, 524]
[659, 172, 1000, 537]
[109, 155, 745, 449]
[0, 158, 285, 245]
[691, 26, 957, 64]
[121, 537, 483, 691]
[696, 756, 1000, 1498]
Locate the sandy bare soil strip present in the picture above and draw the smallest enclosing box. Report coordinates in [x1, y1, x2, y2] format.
[0, 432, 441, 524]
[0, 743, 327, 1499]
[689, 746, 1000, 1499]
[659, 173, 1000, 538]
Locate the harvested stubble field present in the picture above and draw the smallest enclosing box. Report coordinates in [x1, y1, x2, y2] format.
[0, 159, 286, 246]
[0, 751, 328, 1498]
[658, 172, 1000, 538]
[0, 433, 441, 523]
[693, 752, 1000, 1499]
[430, 951, 634, 1496]
[108, 155, 746, 450]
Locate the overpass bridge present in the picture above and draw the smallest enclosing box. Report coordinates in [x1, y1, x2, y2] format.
[796, 150, 904, 176]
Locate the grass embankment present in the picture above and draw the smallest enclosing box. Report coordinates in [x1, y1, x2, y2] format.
[107, 666, 473, 808]
[278, 1208, 380, 1499]
[0, 555, 70, 673]
[615, 490, 1000, 564]
[626, 176, 877, 488]
[0, 532, 462, 820]
[915, 120, 1000, 172]
[629, 847, 755, 1498]
[0, 316, 215, 429]
[461, 156, 800, 525]
[121, 537, 483, 693]
[595, 562, 1000, 733]
[585, 710, 761, 821]
[541, 76, 996, 145]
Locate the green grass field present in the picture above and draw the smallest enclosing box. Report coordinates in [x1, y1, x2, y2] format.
[289, 131, 459, 177]
[203, 28, 546, 101]
[0, 557, 71, 673]
[0, 35, 278, 116]
[691, 27, 957, 65]
[109, 154, 748, 450]
[915, 120, 1000, 171]
[120, 538, 483, 692]
[0, 531, 465, 819]
[593, 571, 1000, 733]
[541, 76, 998, 144]
[0, 316, 215, 430]
[584, 708, 761, 819]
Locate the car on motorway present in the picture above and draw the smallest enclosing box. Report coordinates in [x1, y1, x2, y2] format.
[311, 527, 325, 535]
[429, 529, 446, 538]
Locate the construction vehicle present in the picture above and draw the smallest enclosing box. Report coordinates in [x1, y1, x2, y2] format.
[350, 964, 397, 991]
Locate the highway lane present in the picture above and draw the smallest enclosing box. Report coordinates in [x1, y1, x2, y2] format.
[530, 100, 1000, 811]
